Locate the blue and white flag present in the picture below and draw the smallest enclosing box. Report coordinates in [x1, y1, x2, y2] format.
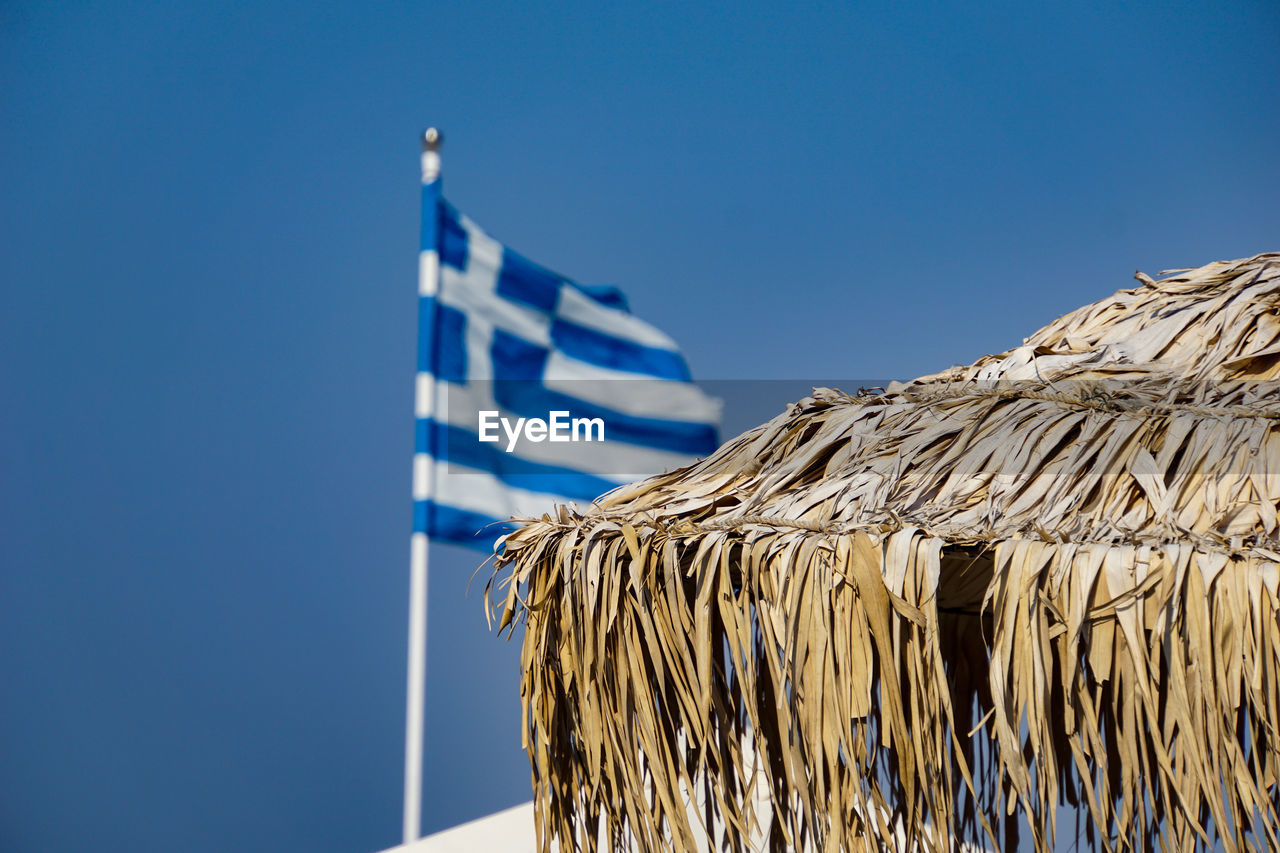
[414, 168, 720, 551]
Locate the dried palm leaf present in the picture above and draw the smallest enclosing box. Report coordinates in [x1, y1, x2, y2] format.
[490, 253, 1280, 852]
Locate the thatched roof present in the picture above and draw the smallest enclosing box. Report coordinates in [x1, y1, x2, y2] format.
[490, 253, 1280, 852]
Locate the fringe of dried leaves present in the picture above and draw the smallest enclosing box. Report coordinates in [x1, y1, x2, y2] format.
[489, 253, 1280, 852]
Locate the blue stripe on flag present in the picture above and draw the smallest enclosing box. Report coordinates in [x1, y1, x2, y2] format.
[420, 181, 440, 255]
[439, 203, 469, 271]
[431, 300, 468, 381]
[412, 497, 429, 534]
[417, 420, 618, 500]
[497, 249, 561, 312]
[490, 329, 550, 381]
[415, 500, 514, 551]
[571, 283, 629, 311]
[414, 417, 442, 458]
[550, 319, 691, 380]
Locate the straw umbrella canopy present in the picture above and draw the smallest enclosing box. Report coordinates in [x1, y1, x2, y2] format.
[489, 253, 1280, 852]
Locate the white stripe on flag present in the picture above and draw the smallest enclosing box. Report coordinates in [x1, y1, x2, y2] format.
[458, 215, 502, 270]
[412, 453, 433, 501]
[415, 372, 435, 419]
[432, 460, 583, 520]
[542, 351, 722, 422]
[418, 250, 439, 297]
[555, 285, 679, 350]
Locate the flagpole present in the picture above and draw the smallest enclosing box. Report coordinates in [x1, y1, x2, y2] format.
[404, 127, 442, 845]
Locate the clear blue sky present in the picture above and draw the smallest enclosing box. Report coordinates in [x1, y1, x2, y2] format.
[2, 2, 1277, 851]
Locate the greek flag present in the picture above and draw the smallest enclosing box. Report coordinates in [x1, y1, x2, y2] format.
[414, 157, 720, 551]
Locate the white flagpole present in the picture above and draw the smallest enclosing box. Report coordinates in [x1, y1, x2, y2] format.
[404, 127, 442, 845]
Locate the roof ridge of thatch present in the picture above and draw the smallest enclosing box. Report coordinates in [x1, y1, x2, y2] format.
[904, 251, 1280, 385]
[569, 373, 1280, 549]
[838, 382, 1280, 420]
[541, 504, 1280, 560]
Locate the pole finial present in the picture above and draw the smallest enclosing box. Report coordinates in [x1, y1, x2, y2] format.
[420, 128, 443, 183]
